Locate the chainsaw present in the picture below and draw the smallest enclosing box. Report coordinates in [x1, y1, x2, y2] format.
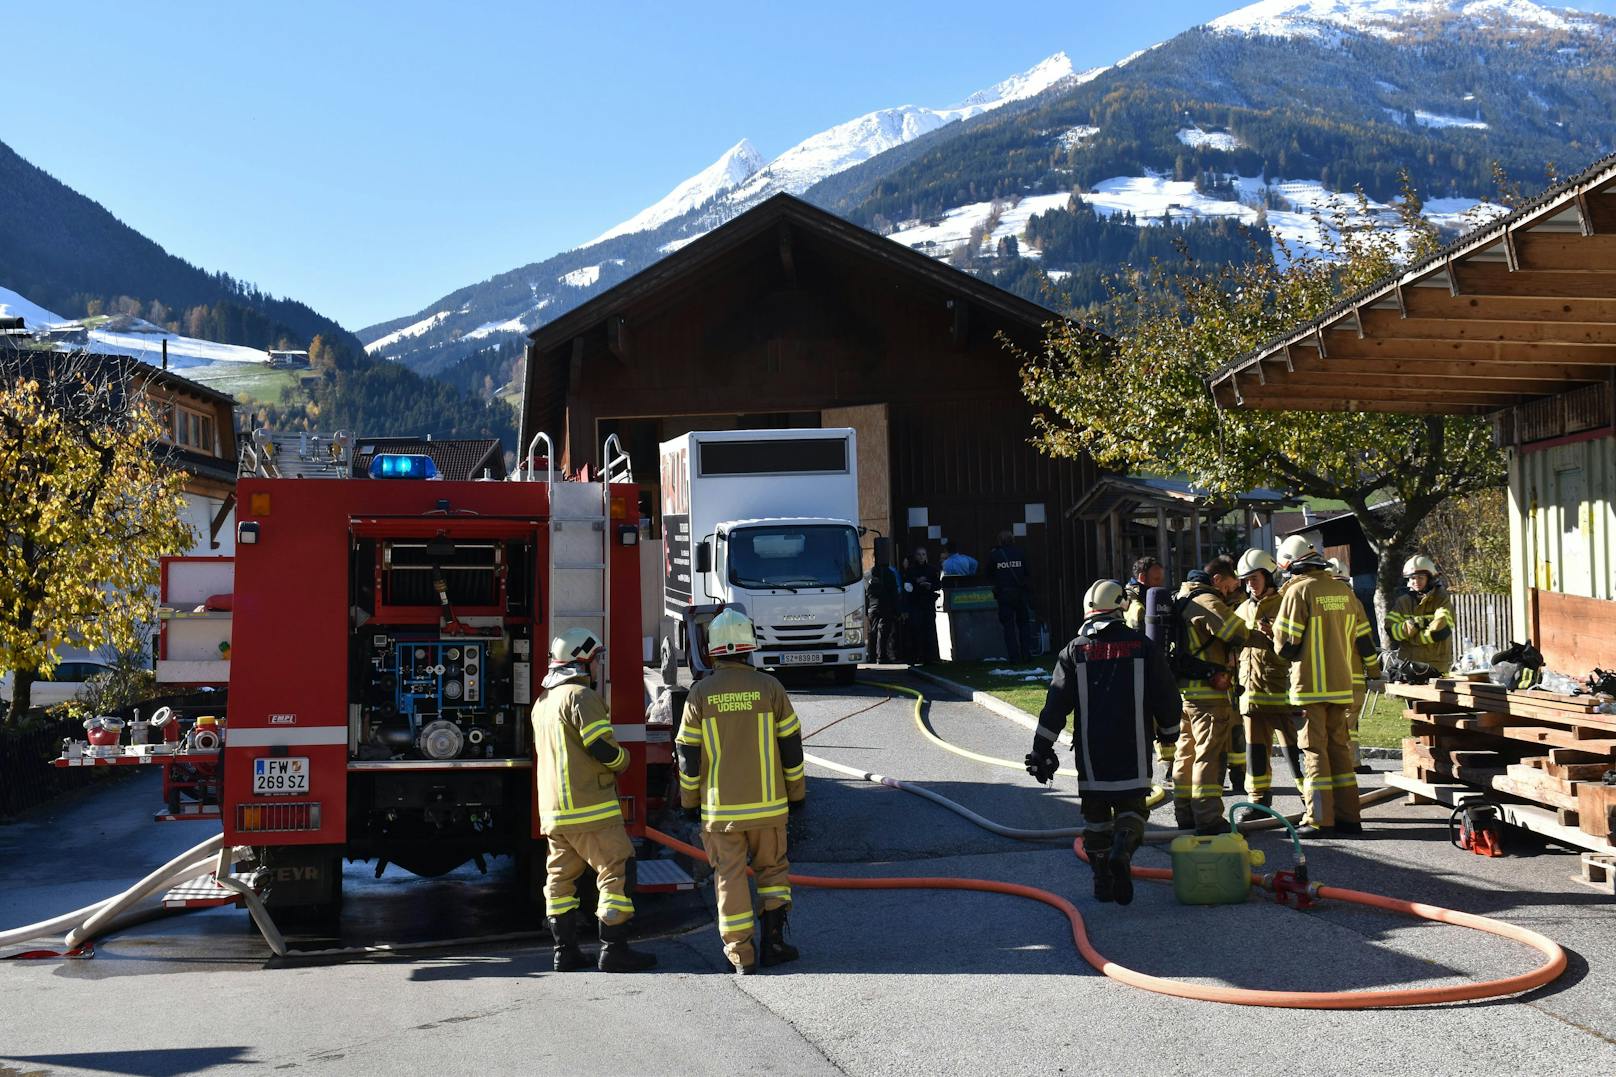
[1448, 800, 1506, 858]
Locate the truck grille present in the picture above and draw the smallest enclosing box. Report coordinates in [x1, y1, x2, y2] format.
[236, 801, 322, 832]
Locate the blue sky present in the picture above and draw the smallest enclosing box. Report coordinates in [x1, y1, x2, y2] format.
[6, 0, 1616, 330]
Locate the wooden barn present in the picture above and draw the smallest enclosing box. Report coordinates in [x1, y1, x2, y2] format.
[518, 193, 1101, 639]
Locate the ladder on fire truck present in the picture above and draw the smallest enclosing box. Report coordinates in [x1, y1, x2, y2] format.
[522, 432, 632, 703]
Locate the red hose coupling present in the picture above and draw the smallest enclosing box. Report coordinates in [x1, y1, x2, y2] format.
[1270, 869, 1318, 910]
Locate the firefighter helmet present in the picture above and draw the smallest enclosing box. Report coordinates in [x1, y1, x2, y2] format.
[707, 608, 758, 657]
[1328, 556, 1350, 580]
[1084, 579, 1126, 618]
[1402, 554, 1439, 579]
[550, 627, 605, 666]
[1275, 534, 1318, 568]
[1236, 548, 1277, 579]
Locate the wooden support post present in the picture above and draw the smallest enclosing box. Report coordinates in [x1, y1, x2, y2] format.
[1156, 507, 1170, 580]
[1190, 505, 1202, 567]
[1109, 509, 1122, 579]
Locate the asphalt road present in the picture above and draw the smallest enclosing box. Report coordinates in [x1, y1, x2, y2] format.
[2, 671, 1613, 1076]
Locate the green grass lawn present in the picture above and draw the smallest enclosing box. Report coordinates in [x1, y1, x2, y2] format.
[184, 364, 299, 403]
[927, 659, 1411, 749]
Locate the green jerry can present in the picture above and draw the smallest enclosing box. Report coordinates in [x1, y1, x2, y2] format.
[1169, 832, 1266, 905]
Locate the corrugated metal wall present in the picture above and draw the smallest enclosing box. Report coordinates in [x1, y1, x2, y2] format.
[1507, 431, 1616, 639]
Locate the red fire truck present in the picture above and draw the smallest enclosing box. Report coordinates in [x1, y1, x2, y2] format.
[56, 431, 690, 920]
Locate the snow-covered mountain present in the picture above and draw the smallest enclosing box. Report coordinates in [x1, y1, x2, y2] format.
[580, 53, 1076, 251]
[364, 0, 1616, 379]
[1208, 0, 1603, 39]
[588, 139, 768, 246]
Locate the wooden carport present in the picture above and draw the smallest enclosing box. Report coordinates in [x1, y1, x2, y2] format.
[1208, 152, 1616, 675]
[1209, 153, 1616, 418]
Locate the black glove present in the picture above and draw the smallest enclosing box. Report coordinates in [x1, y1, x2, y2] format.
[681, 805, 699, 823]
[1024, 744, 1059, 784]
[789, 798, 806, 814]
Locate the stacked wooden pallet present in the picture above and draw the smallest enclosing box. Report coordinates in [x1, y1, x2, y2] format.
[1387, 678, 1616, 854]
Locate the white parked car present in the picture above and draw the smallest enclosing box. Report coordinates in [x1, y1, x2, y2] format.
[0, 661, 113, 709]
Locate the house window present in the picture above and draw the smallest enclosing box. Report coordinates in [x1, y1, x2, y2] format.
[173, 405, 216, 455]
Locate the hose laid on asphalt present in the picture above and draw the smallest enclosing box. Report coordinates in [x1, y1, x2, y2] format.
[0, 833, 224, 954]
[652, 679, 1568, 1008]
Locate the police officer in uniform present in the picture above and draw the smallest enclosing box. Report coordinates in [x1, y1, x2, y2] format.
[676, 609, 807, 974]
[1026, 580, 1181, 904]
[533, 628, 657, 973]
[989, 530, 1035, 662]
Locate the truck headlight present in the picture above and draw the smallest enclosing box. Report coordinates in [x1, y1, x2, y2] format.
[844, 611, 864, 646]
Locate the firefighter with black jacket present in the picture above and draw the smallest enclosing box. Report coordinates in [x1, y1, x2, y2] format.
[1026, 580, 1181, 905]
[533, 628, 658, 973]
[864, 545, 904, 664]
[989, 530, 1036, 662]
[1273, 536, 1377, 836]
[676, 608, 807, 974]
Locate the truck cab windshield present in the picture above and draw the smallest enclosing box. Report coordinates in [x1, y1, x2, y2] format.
[727, 524, 861, 590]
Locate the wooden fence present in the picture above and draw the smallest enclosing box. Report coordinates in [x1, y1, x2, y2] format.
[1451, 592, 1513, 655]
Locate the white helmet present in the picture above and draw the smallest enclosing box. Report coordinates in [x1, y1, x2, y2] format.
[1236, 549, 1277, 579]
[550, 627, 605, 666]
[707, 608, 758, 657]
[1275, 534, 1318, 569]
[1084, 579, 1126, 618]
[1327, 556, 1349, 580]
[1402, 554, 1438, 578]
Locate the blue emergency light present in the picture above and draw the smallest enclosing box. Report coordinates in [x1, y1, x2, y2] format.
[369, 454, 438, 480]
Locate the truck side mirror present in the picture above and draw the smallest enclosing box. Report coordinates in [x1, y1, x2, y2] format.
[695, 540, 712, 575]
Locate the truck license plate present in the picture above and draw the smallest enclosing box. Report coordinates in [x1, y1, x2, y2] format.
[253, 757, 309, 796]
[779, 653, 821, 666]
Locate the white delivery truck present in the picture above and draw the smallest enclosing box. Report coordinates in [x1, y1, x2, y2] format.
[659, 428, 866, 683]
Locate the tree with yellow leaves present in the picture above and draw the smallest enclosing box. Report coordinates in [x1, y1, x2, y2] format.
[1, 352, 194, 723]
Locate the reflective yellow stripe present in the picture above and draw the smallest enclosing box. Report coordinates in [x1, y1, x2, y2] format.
[783, 764, 804, 782]
[1215, 617, 1244, 643]
[701, 799, 789, 823]
[758, 713, 773, 804]
[758, 885, 791, 900]
[703, 715, 723, 807]
[600, 894, 634, 910]
[675, 723, 703, 746]
[678, 773, 701, 790]
[1332, 773, 1359, 788]
[554, 722, 572, 811]
[579, 719, 612, 745]
[720, 911, 755, 929]
[1227, 752, 1247, 765]
[546, 895, 581, 914]
[551, 800, 623, 825]
[777, 712, 801, 737]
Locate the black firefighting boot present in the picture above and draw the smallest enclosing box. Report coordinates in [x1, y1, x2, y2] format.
[548, 911, 588, 972]
[1111, 812, 1145, 907]
[597, 918, 657, 972]
[759, 906, 800, 967]
[1084, 833, 1114, 902]
[1236, 794, 1272, 825]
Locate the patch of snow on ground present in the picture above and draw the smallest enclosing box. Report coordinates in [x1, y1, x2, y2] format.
[1057, 125, 1099, 149]
[559, 264, 602, 288]
[1415, 110, 1488, 130]
[1047, 269, 1072, 282]
[989, 667, 1048, 677]
[366, 310, 451, 354]
[1177, 127, 1243, 151]
[1083, 175, 1257, 224]
[659, 234, 704, 255]
[1422, 197, 1509, 232]
[0, 285, 66, 327]
[89, 329, 269, 368]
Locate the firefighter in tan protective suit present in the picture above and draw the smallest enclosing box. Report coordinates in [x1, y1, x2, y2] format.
[1385, 553, 1454, 674]
[1273, 537, 1377, 836]
[1329, 556, 1382, 773]
[677, 608, 807, 974]
[1170, 557, 1247, 834]
[533, 627, 657, 973]
[1234, 549, 1302, 813]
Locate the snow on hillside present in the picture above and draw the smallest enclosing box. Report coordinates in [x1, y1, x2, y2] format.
[1177, 127, 1243, 150]
[1208, 0, 1601, 41]
[366, 310, 453, 354]
[1415, 110, 1489, 129]
[883, 177, 1507, 268]
[560, 265, 601, 288]
[0, 285, 65, 327]
[588, 140, 767, 246]
[462, 301, 550, 343]
[1057, 125, 1100, 149]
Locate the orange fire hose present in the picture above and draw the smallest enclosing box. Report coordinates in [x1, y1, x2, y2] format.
[645, 825, 1565, 1008]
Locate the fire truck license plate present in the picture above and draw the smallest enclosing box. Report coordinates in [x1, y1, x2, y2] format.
[253, 757, 309, 796]
[780, 653, 820, 665]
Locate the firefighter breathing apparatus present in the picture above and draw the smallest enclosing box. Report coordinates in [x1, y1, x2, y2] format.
[6, 682, 1567, 1004]
[648, 679, 1566, 1010]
